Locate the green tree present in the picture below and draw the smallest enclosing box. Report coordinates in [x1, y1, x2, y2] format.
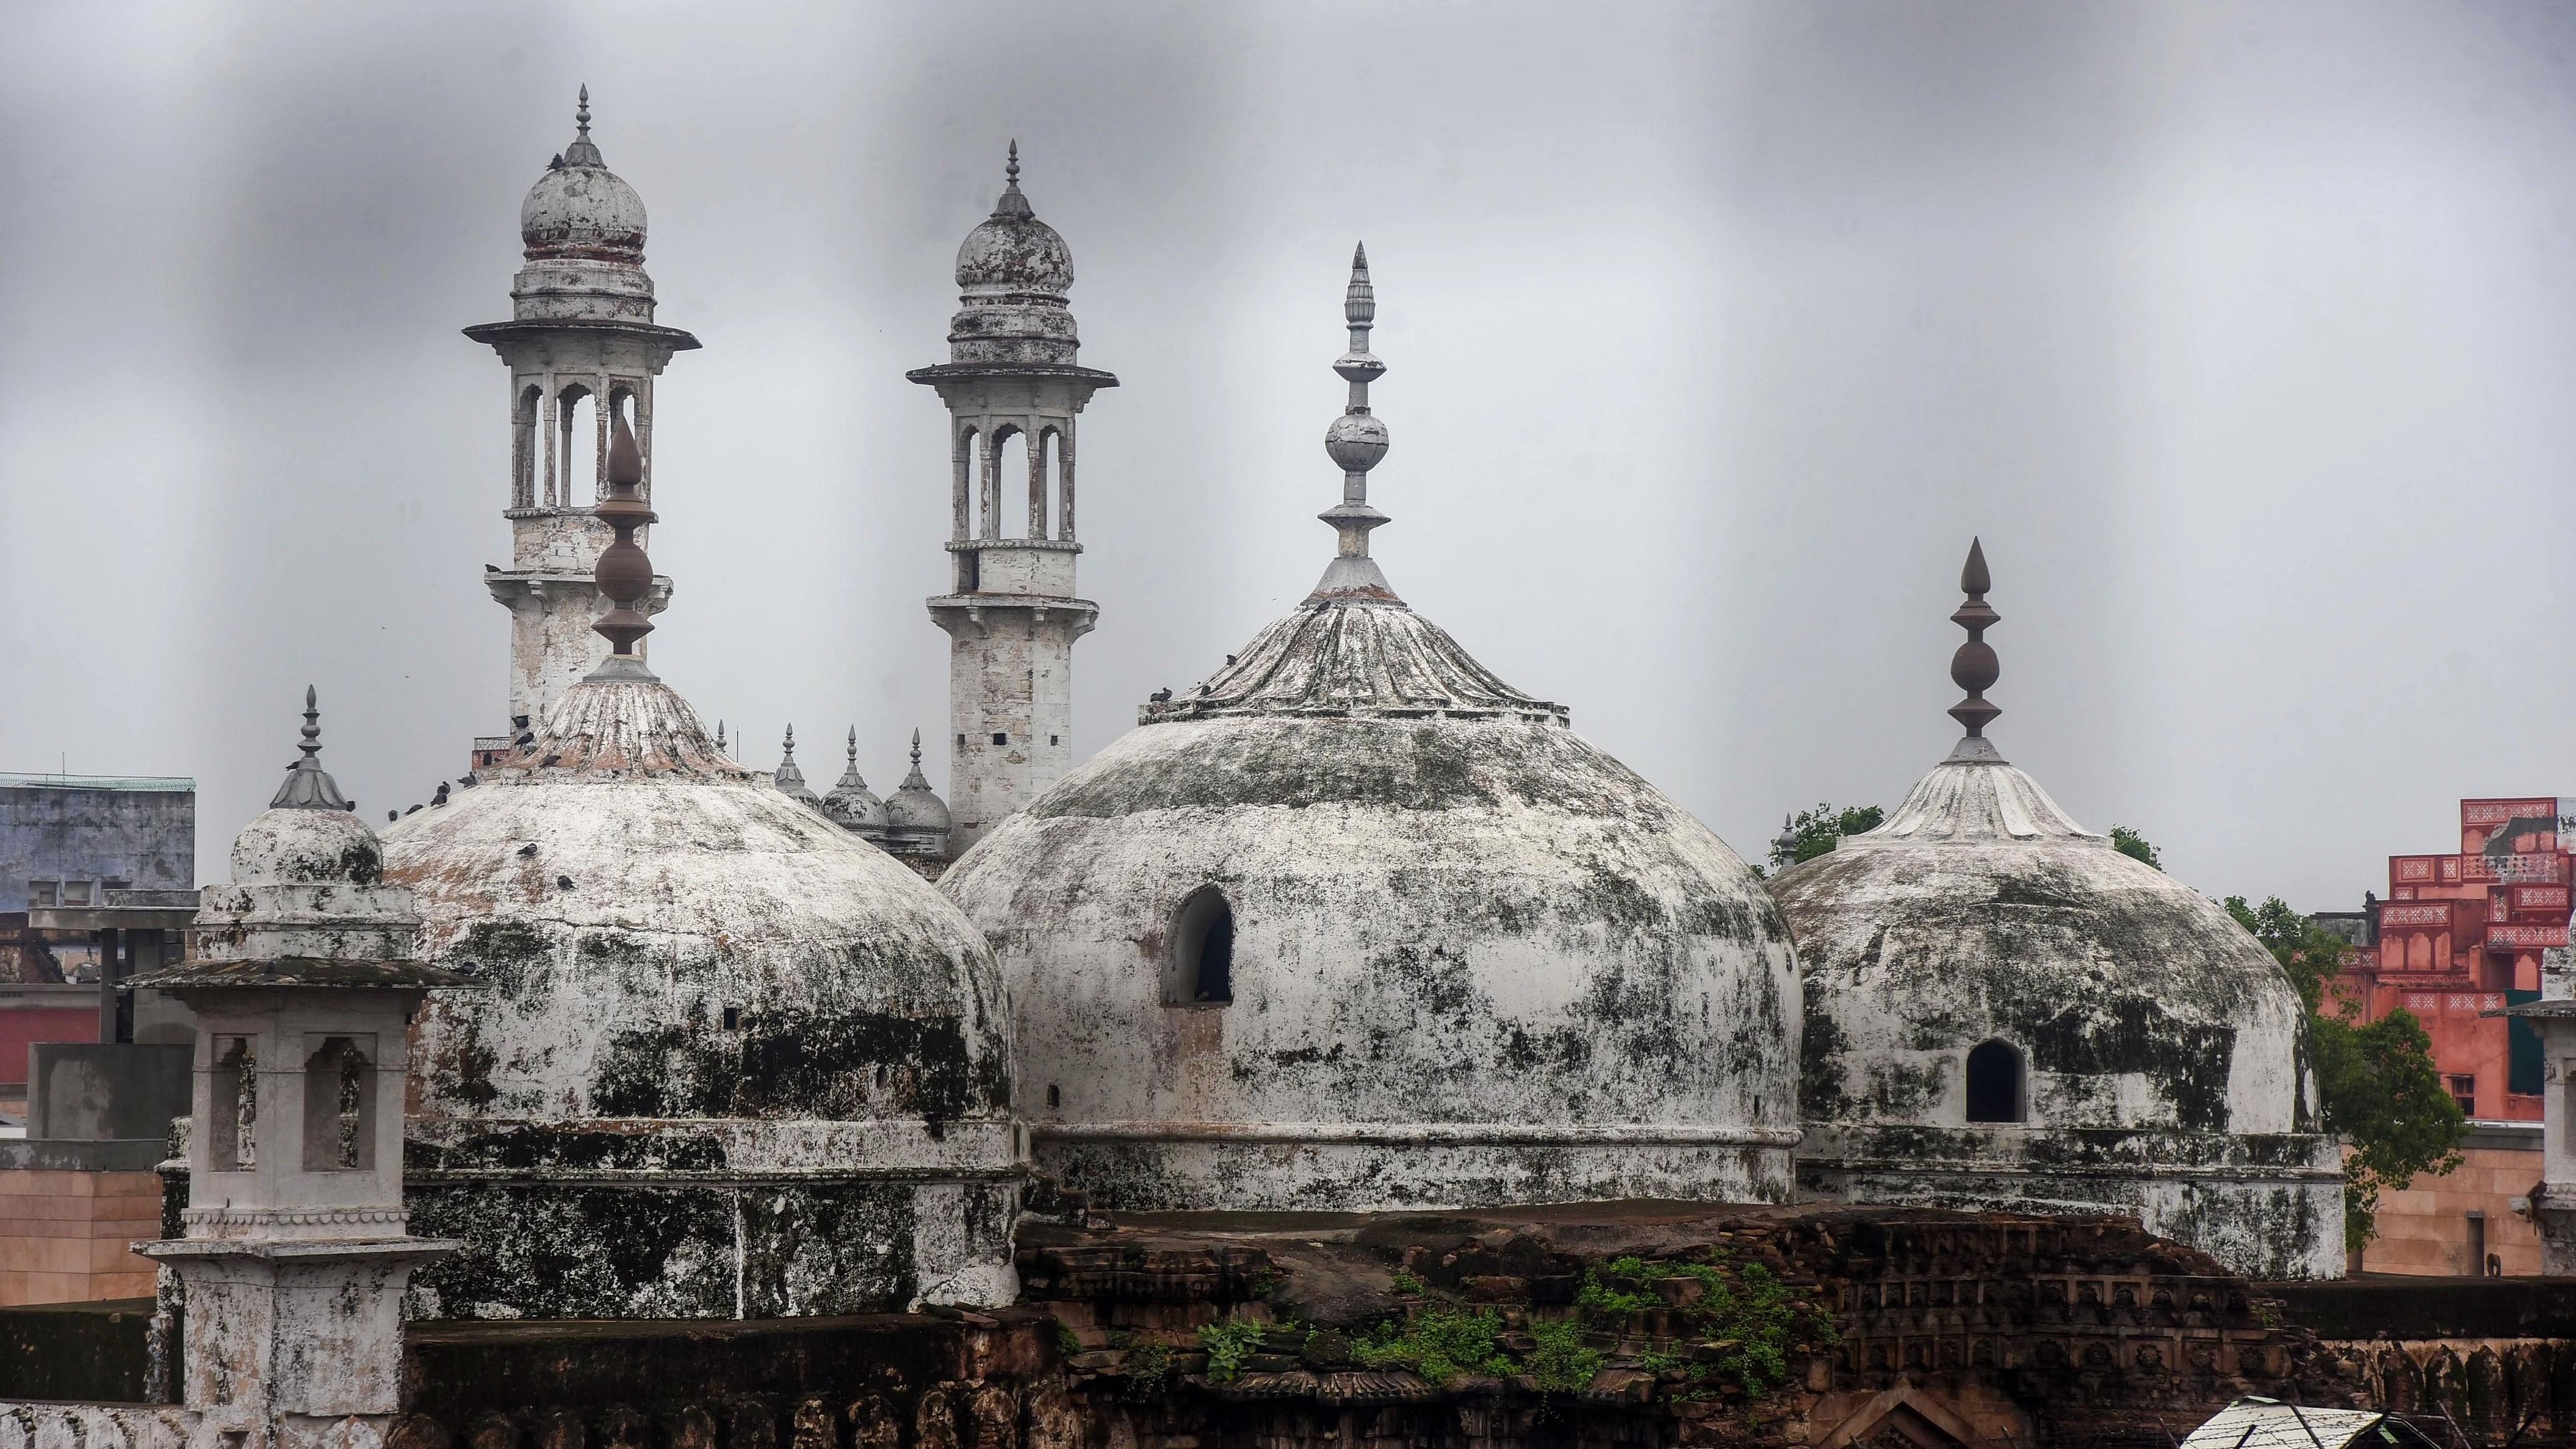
[2223, 894, 2464, 1245]
[2109, 826, 2161, 870]
[1766, 803, 1885, 874]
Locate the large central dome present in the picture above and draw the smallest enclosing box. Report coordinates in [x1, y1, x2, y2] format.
[945, 248, 1799, 1211]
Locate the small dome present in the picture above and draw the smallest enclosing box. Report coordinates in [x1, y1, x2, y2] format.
[955, 145, 1071, 296]
[518, 91, 646, 262]
[1766, 541, 2341, 1280]
[823, 728, 889, 835]
[772, 725, 824, 812]
[521, 160, 645, 261]
[229, 806, 382, 888]
[884, 733, 951, 834]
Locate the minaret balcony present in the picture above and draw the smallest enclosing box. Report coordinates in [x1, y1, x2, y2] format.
[927, 593, 1099, 643]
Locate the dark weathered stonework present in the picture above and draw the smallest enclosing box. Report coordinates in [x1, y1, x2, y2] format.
[360, 1205, 2576, 1449]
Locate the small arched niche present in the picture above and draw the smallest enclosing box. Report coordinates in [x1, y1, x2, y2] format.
[1164, 886, 1235, 1007]
[301, 1035, 376, 1171]
[1964, 1039, 2025, 1125]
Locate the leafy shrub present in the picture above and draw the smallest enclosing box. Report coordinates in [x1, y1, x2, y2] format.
[1523, 1316, 1603, 1393]
[1352, 1308, 1512, 1386]
[1197, 1318, 1267, 1384]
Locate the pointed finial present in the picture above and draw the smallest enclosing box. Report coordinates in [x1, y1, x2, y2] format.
[1945, 537, 2004, 761]
[992, 139, 1033, 218]
[563, 85, 604, 167]
[586, 402, 659, 677]
[910, 727, 923, 766]
[270, 686, 352, 810]
[847, 726, 860, 764]
[716, 720, 726, 750]
[782, 724, 797, 761]
[1311, 242, 1396, 602]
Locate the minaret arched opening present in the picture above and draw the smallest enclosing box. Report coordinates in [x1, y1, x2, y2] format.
[512, 385, 542, 509]
[990, 429, 1029, 539]
[1166, 886, 1235, 1006]
[1965, 1039, 2025, 1124]
[559, 385, 601, 505]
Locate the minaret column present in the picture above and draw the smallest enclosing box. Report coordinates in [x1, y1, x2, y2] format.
[465, 91, 698, 762]
[911, 143, 1118, 856]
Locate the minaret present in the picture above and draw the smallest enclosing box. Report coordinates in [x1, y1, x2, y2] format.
[465, 89, 698, 747]
[910, 143, 1118, 854]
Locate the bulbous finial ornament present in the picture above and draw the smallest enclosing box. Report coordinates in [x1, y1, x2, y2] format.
[589, 404, 658, 671]
[1312, 243, 1397, 602]
[1945, 537, 2003, 757]
[563, 85, 604, 168]
[271, 685, 354, 810]
[993, 139, 1033, 219]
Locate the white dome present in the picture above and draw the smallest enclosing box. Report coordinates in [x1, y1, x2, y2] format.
[946, 595, 1802, 1213]
[229, 805, 384, 888]
[519, 158, 645, 260]
[1769, 751, 2343, 1279]
[380, 675, 1019, 1318]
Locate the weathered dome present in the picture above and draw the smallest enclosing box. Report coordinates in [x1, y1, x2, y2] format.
[381, 673, 1019, 1318]
[518, 91, 643, 262]
[937, 144, 1081, 366]
[1766, 542, 2341, 1279]
[772, 724, 824, 812]
[823, 726, 890, 836]
[521, 160, 646, 260]
[503, 90, 659, 326]
[947, 593, 1800, 1212]
[955, 147, 1072, 298]
[884, 734, 951, 836]
[229, 806, 382, 889]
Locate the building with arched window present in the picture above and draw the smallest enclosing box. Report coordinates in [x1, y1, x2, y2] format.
[1766, 542, 2344, 1279]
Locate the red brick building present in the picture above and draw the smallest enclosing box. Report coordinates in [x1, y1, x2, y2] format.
[2330, 798, 2573, 1274]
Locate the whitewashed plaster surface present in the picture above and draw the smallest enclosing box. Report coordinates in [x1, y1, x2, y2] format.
[946, 597, 1802, 1212]
[378, 676, 1020, 1317]
[1769, 754, 2344, 1279]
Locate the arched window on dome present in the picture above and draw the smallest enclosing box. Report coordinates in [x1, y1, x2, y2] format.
[1964, 1039, 2025, 1124]
[1165, 886, 1235, 1007]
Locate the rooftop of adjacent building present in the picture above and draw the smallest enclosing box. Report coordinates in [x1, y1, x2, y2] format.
[0, 775, 193, 795]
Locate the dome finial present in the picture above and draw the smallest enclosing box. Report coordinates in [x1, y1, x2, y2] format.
[910, 727, 923, 770]
[1944, 537, 2005, 762]
[271, 685, 353, 810]
[783, 724, 797, 760]
[1310, 242, 1396, 603]
[587, 402, 659, 678]
[847, 725, 859, 765]
[993, 139, 1033, 219]
[563, 85, 604, 168]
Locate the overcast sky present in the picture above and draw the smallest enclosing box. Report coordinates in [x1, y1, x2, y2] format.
[5, 1, 2574, 910]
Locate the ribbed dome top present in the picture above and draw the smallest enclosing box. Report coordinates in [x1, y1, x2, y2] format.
[1844, 758, 2103, 848]
[1140, 599, 1567, 726]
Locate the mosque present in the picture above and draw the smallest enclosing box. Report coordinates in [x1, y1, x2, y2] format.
[198, 93, 2343, 1332]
